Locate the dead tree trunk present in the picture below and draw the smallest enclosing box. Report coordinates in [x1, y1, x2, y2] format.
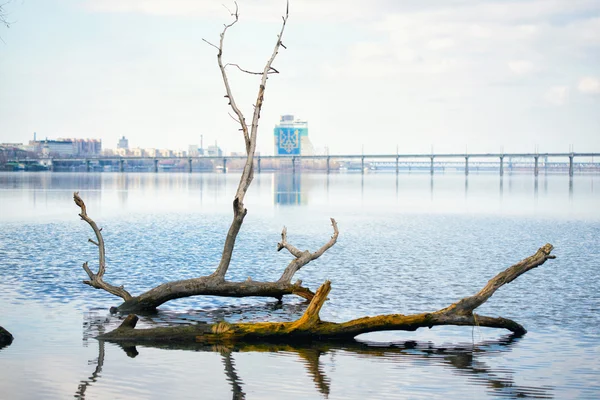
[99, 244, 555, 342]
[72, 0, 338, 314]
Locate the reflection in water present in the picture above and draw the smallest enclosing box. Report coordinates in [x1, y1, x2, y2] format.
[222, 351, 246, 400]
[430, 175, 434, 201]
[75, 340, 105, 399]
[361, 174, 364, 203]
[77, 311, 555, 400]
[534, 176, 539, 201]
[499, 176, 503, 200]
[274, 173, 305, 205]
[117, 173, 128, 205]
[569, 177, 573, 200]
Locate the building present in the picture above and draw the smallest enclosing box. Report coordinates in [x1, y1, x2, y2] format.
[207, 145, 223, 157]
[117, 136, 129, 150]
[42, 139, 76, 156]
[188, 145, 199, 157]
[27, 133, 102, 157]
[74, 139, 102, 156]
[130, 148, 145, 157]
[273, 115, 314, 155]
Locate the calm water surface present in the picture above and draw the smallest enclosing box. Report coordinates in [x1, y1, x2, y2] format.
[0, 171, 599, 399]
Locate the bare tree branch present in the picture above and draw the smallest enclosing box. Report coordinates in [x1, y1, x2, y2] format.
[277, 226, 304, 257]
[228, 112, 241, 124]
[225, 63, 281, 75]
[201, 38, 220, 52]
[74, 193, 132, 301]
[0, 1, 11, 29]
[278, 219, 339, 283]
[211, 0, 289, 280]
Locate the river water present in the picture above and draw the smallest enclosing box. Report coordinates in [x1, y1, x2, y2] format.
[0, 171, 599, 399]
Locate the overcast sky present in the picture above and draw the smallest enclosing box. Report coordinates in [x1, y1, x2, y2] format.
[0, 0, 599, 155]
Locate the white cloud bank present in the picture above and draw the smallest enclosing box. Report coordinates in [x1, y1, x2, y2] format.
[578, 77, 600, 94]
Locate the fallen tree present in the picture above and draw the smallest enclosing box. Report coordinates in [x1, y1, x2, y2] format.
[73, 1, 339, 313]
[99, 243, 555, 342]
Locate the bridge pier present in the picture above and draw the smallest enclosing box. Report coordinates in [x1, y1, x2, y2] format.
[188, 158, 192, 173]
[430, 156, 434, 175]
[465, 156, 469, 176]
[292, 157, 296, 174]
[361, 156, 365, 174]
[395, 156, 399, 175]
[223, 158, 227, 173]
[86, 159, 91, 172]
[326, 156, 330, 174]
[569, 154, 574, 177]
[257, 157, 261, 173]
[499, 156, 504, 176]
[534, 155, 539, 176]
[119, 159, 124, 173]
[153, 159, 158, 173]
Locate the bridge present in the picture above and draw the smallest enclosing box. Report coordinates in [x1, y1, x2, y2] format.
[10, 152, 600, 176]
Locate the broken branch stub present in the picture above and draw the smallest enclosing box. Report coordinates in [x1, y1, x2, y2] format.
[99, 244, 555, 343]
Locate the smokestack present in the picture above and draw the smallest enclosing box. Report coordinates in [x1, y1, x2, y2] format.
[34, 132, 37, 142]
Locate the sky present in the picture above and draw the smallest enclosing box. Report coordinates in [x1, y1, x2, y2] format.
[0, 0, 599, 155]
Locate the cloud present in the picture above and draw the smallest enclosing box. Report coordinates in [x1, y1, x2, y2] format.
[508, 60, 535, 75]
[545, 86, 570, 105]
[578, 76, 600, 94]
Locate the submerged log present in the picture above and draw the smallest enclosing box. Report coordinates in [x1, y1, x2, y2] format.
[99, 244, 555, 343]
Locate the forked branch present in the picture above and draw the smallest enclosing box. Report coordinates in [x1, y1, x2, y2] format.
[278, 218, 339, 283]
[74, 193, 132, 301]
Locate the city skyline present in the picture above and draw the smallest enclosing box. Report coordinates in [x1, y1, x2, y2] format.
[0, 0, 599, 156]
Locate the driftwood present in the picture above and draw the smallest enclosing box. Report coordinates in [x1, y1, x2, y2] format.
[72, 2, 339, 313]
[99, 243, 555, 342]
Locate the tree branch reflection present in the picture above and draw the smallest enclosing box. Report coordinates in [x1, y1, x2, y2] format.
[75, 336, 553, 399]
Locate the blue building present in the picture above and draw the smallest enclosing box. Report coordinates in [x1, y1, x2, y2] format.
[273, 115, 312, 155]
